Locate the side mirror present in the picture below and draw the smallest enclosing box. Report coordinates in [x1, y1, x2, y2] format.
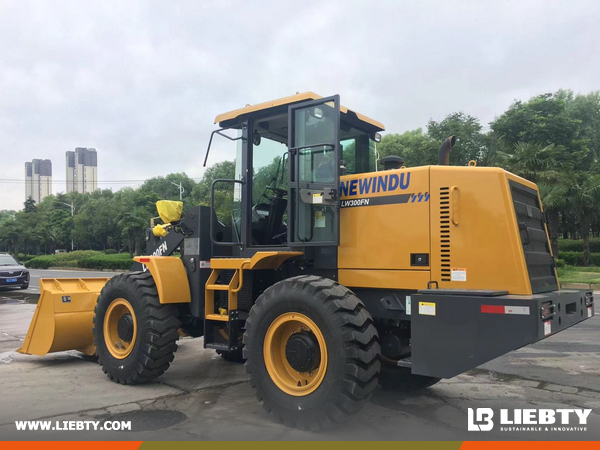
[253, 130, 261, 146]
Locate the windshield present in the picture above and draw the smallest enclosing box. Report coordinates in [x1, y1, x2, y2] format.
[251, 136, 288, 205]
[0, 255, 18, 266]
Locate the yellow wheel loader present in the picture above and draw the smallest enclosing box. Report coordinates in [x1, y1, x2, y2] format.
[19, 92, 595, 430]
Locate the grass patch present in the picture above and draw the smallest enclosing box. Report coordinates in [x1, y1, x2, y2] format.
[557, 265, 600, 284]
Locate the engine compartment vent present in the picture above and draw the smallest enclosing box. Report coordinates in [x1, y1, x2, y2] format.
[440, 187, 451, 282]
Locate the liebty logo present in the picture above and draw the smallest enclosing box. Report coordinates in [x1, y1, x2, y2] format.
[468, 408, 592, 432]
[468, 408, 494, 431]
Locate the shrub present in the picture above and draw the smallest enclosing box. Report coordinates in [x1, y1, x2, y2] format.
[17, 253, 36, 262]
[555, 258, 565, 268]
[558, 251, 600, 266]
[104, 249, 117, 255]
[57, 250, 101, 262]
[24, 256, 56, 269]
[105, 253, 134, 260]
[558, 238, 600, 253]
[25, 251, 110, 269]
[25, 250, 134, 270]
[558, 239, 581, 252]
[78, 256, 133, 270]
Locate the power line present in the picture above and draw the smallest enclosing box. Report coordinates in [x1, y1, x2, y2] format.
[0, 177, 204, 184]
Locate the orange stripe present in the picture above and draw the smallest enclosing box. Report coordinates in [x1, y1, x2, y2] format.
[461, 442, 599, 450]
[4, 442, 142, 450]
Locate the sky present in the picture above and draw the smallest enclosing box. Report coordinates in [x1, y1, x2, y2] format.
[1, 0, 599, 211]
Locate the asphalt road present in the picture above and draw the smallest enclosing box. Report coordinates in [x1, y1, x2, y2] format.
[0, 274, 597, 441]
[0, 268, 121, 296]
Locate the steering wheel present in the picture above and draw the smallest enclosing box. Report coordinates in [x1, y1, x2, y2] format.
[265, 186, 287, 198]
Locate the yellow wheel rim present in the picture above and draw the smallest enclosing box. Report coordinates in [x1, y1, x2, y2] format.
[104, 298, 137, 359]
[263, 312, 327, 396]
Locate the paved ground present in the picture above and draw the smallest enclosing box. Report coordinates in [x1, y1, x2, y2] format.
[0, 273, 598, 441]
[0, 269, 121, 296]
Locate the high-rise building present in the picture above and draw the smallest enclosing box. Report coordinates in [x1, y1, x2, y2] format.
[66, 147, 98, 193]
[24, 159, 52, 203]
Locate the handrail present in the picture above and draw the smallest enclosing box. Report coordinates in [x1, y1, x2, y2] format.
[203, 127, 246, 167]
[450, 186, 459, 226]
[210, 178, 245, 248]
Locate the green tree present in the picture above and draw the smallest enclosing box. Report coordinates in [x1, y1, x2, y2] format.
[566, 174, 600, 266]
[376, 129, 438, 168]
[427, 112, 486, 165]
[140, 173, 197, 207]
[568, 91, 600, 160]
[192, 160, 236, 224]
[0, 219, 21, 257]
[497, 142, 567, 183]
[491, 92, 586, 159]
[117, 208, 148, 258]
[497, 141, 571, 256]
[537, 182, 567, 256]
[23, 197, 37, 213]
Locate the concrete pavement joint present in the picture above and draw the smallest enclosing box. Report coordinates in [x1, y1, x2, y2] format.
[0, 351, 17, 364]
[0, 331, 24, 341]
[469, 368, 600, 396]
[0, 378, 248, 427]
[0, 393, 187, 427]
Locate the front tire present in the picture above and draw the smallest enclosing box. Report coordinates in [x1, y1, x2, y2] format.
[93, 272, 180, 385]
[244, 275, 380, 430]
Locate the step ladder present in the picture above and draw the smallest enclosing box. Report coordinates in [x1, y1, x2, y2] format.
[204, 251, 303, 351]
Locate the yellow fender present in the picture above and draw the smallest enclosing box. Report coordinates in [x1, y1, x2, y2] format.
[18, 278, 109, 356]
[133, 256, 191, 304]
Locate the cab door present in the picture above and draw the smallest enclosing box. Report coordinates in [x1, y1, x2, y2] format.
[287, 96, 340, 246]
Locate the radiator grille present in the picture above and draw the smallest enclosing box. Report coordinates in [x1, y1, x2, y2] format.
[0, 271, 23, 278]
[509, 181, 558, 293]
[440, 187, 451, 282]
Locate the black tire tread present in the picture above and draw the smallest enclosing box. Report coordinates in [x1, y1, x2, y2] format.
[93, 271, 179, 385]
[243, 275, 380, 430]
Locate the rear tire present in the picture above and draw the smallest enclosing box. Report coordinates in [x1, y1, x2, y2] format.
[379, 361, 441, 391]
[244, 275, 380, 430]
[93, 272, 180, 385]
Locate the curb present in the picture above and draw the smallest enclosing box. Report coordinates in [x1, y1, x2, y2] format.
[45, 266, 129, 273]
[561, 282, 600, 291]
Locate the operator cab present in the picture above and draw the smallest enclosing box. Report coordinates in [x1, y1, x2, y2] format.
[207, 92, 384, 254]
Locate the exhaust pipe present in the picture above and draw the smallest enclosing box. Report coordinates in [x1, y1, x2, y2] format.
[438, 136, 456, 165]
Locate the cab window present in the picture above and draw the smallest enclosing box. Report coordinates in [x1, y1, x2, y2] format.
[249, 117, 289, 246]
[340, 124, 376, 175]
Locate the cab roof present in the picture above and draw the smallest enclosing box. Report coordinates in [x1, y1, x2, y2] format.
[214, 91, 385, 132]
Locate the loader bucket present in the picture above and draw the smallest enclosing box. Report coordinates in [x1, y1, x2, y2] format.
[17, 278, 109, 356]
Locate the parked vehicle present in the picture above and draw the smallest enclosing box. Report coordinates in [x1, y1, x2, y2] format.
[0, 253, 30, 290]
